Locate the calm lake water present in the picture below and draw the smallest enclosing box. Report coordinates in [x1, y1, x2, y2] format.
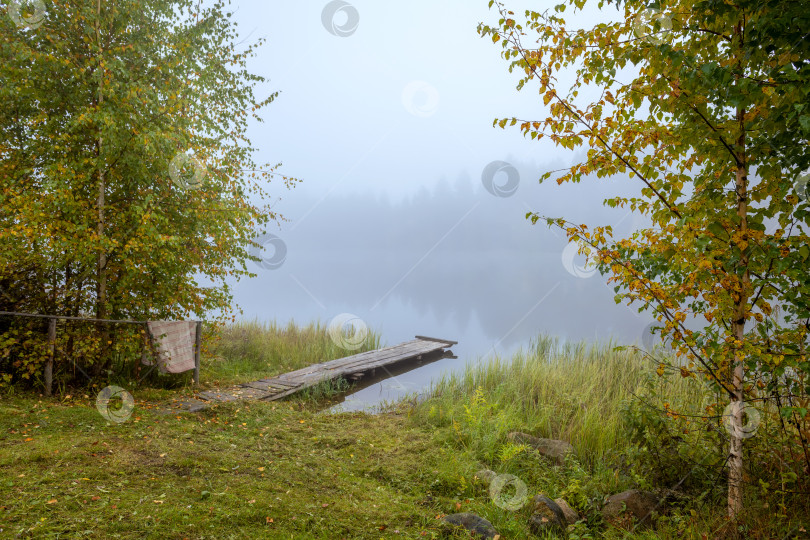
[227, 168, 657, 411]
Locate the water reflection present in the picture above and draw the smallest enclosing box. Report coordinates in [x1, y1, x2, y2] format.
[326, 349, 455, 413]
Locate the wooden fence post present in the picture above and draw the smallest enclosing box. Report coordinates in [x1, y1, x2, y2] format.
[193, 321, 202, 386]
[45, 318, 56, 396]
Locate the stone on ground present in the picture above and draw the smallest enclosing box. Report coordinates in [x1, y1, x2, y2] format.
[527, 494, 567, 536]
[602, 489, 661, 526]
[506, 432, 575, 465]
[442, 513, 499, 539]
[554, 497, 580, 525]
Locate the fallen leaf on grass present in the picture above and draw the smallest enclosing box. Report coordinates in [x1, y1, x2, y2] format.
[46, 499, 57, 504]
[153, 500, 164, 504]
[91, 496, 100, 501]
[265, 517, 274, 524]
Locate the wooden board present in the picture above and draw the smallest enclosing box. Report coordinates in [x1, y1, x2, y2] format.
[187, 336, 455, 408]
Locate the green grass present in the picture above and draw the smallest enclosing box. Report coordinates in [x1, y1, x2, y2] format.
[411, 335, 809, 539]
[0, 321, 480, 539]
[1, 326, 807, 539]
[413, 335, 704, 467]
[0, 396, 479, 539]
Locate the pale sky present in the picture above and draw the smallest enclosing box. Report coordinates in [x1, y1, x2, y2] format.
[228, 0, 620, 207]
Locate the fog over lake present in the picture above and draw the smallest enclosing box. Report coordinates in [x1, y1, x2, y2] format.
[215, 1, 653, 409]
[226, 158, 657, 410]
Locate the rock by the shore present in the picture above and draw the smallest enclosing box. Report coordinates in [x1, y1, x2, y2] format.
[507, 432, 575, 465]
[602, 489, 661, 526]
[442, 512, 499, 538]
[554, 497, 580, 525]
[527, 495, 567, 536]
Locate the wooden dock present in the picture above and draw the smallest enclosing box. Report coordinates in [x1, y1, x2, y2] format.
[175, 336, 457, 412]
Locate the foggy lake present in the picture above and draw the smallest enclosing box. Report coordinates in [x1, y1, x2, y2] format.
[199, 1, 659, 411]
[228, 160, 658, 411]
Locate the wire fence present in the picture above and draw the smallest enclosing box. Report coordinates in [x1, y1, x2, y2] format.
[0, 310, 201, 395]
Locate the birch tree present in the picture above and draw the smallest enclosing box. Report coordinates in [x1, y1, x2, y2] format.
[480, 0, 809, 520]
[0, 0, 297, 381]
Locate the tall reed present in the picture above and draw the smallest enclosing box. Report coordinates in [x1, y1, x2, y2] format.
[415, 335, 704, 467]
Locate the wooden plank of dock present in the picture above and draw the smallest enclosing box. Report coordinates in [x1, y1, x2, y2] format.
[177, 336, 456, 411]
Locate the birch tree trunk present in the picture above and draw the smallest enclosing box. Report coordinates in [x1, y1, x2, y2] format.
[94, 0, 109, 369]
[728, 28, 750, 512]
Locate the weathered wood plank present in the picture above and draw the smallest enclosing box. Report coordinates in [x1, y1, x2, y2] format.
[334, 342, 441, 371]
[414, 335, 458, 346]
[294, 341, 436, 374]
[275, 345, 415, 376]
[277, 346, 435, 385]
[271, 343, 445, 387]
[252, 378, 301, 388]
[241, 380, 301, 392]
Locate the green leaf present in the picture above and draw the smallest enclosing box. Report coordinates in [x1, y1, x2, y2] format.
[799, 115, 810, 134]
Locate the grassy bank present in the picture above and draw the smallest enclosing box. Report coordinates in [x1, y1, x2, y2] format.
[412, 336, 702, 467]
[411, 336, 808, 538]
[0, 395, 481, 539]
[1, 325, 807, 538]
[0, 320, 468, 539]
